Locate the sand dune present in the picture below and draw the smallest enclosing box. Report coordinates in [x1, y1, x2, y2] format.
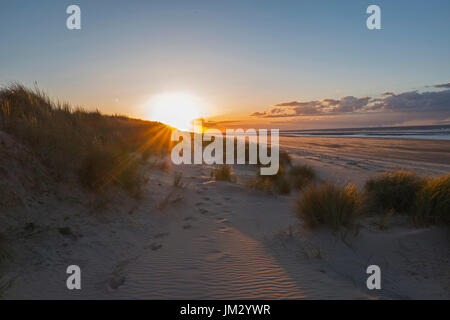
[1, 133, 449, 299]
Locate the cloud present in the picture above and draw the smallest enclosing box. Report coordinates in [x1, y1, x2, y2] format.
[333, 96, 371, 113]
[375, 90, 450, 112]
[253, 96, 373, 117]
[252, 88, 450, 118]
[434, 82, 450, 89]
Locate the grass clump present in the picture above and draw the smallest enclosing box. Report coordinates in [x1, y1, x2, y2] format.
[279, 151, 292, 168]
[414, 174, 450, 227]
[249, 172, 291, 195]
[250, 154, 291, 194]
[362, 171, 449, 228]
[173, 172, 185, 188]
[0, 234, 13, 297]
[211, 165, 235, 182]
[250, 151, 316, 195]
[364, 171, 425, 214]
[0, 235, 10, 264]
[295, 183, 361, 230]
[289, 164, 316, 190]
[78, 149, 118, 191]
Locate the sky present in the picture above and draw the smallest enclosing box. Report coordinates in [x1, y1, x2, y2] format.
[0, 0, 449, 129]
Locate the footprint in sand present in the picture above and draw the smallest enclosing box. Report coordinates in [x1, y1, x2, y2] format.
[182, 224, 192, 229]
[198, 208, 208, 215]
[216, 218, 231, 225]
[205, 250, 230, 262]
[149, 243, 163, 251]
[217, 226, 231, 233]
[108, 261, 129, 290]
[153, 232, 169, 239]
[184, 216, 197, 221]
[203, 197, 210, 201]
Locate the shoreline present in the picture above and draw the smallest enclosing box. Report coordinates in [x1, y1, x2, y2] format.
[280, 135, 450, 141]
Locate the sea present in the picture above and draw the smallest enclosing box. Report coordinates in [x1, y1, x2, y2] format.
[280, 124, 450, 141]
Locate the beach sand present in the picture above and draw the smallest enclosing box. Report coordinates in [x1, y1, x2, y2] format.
[280, 137, 450, 185]
[1, 133, 449, 299]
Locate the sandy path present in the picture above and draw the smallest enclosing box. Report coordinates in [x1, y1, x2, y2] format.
[5, 165, 369, 299]
[105, 167, 367, 299]
[104, 164, 449, 300]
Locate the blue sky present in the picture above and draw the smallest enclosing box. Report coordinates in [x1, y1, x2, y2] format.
[0, 0, 449, 128]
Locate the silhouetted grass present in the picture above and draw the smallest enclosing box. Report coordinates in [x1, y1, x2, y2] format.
[295, 183, 361, 230]
[0, 84, 171, 195]
[414, 174, 450, 227]
[364, 171, 425, 214]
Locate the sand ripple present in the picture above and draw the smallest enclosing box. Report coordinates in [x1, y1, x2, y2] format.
[114, 224, 306, 299]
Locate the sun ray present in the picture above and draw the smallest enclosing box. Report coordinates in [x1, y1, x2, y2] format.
[146, 92, 203, 131]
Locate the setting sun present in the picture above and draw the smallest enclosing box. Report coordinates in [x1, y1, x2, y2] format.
[146, 92, 203, 131]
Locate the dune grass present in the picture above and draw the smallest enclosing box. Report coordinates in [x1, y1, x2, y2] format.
[279, 151, 292, 168]
[289, 164, 316, 190]
[0, 234, 12, 297]
[250, 152, 316, 195]
[250, 173, 292, 194]
[414, 174, 450, 227]
[0, 235, 9, 265]
[0, 84, 172, 196]
[364, 171, 450, 227]
[364, 171, 425, 215]
[173, 172, 185, 188]
[294, 170, 450, 230]
[249, 152, 291, 194]
[295, 183, 361, 230]
[211, 165, 235, 182]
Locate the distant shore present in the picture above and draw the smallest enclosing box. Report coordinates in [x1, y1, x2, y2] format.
[279, 124, 450, 141]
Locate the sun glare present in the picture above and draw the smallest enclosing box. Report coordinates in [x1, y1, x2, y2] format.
[147, 92, 203, 131]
